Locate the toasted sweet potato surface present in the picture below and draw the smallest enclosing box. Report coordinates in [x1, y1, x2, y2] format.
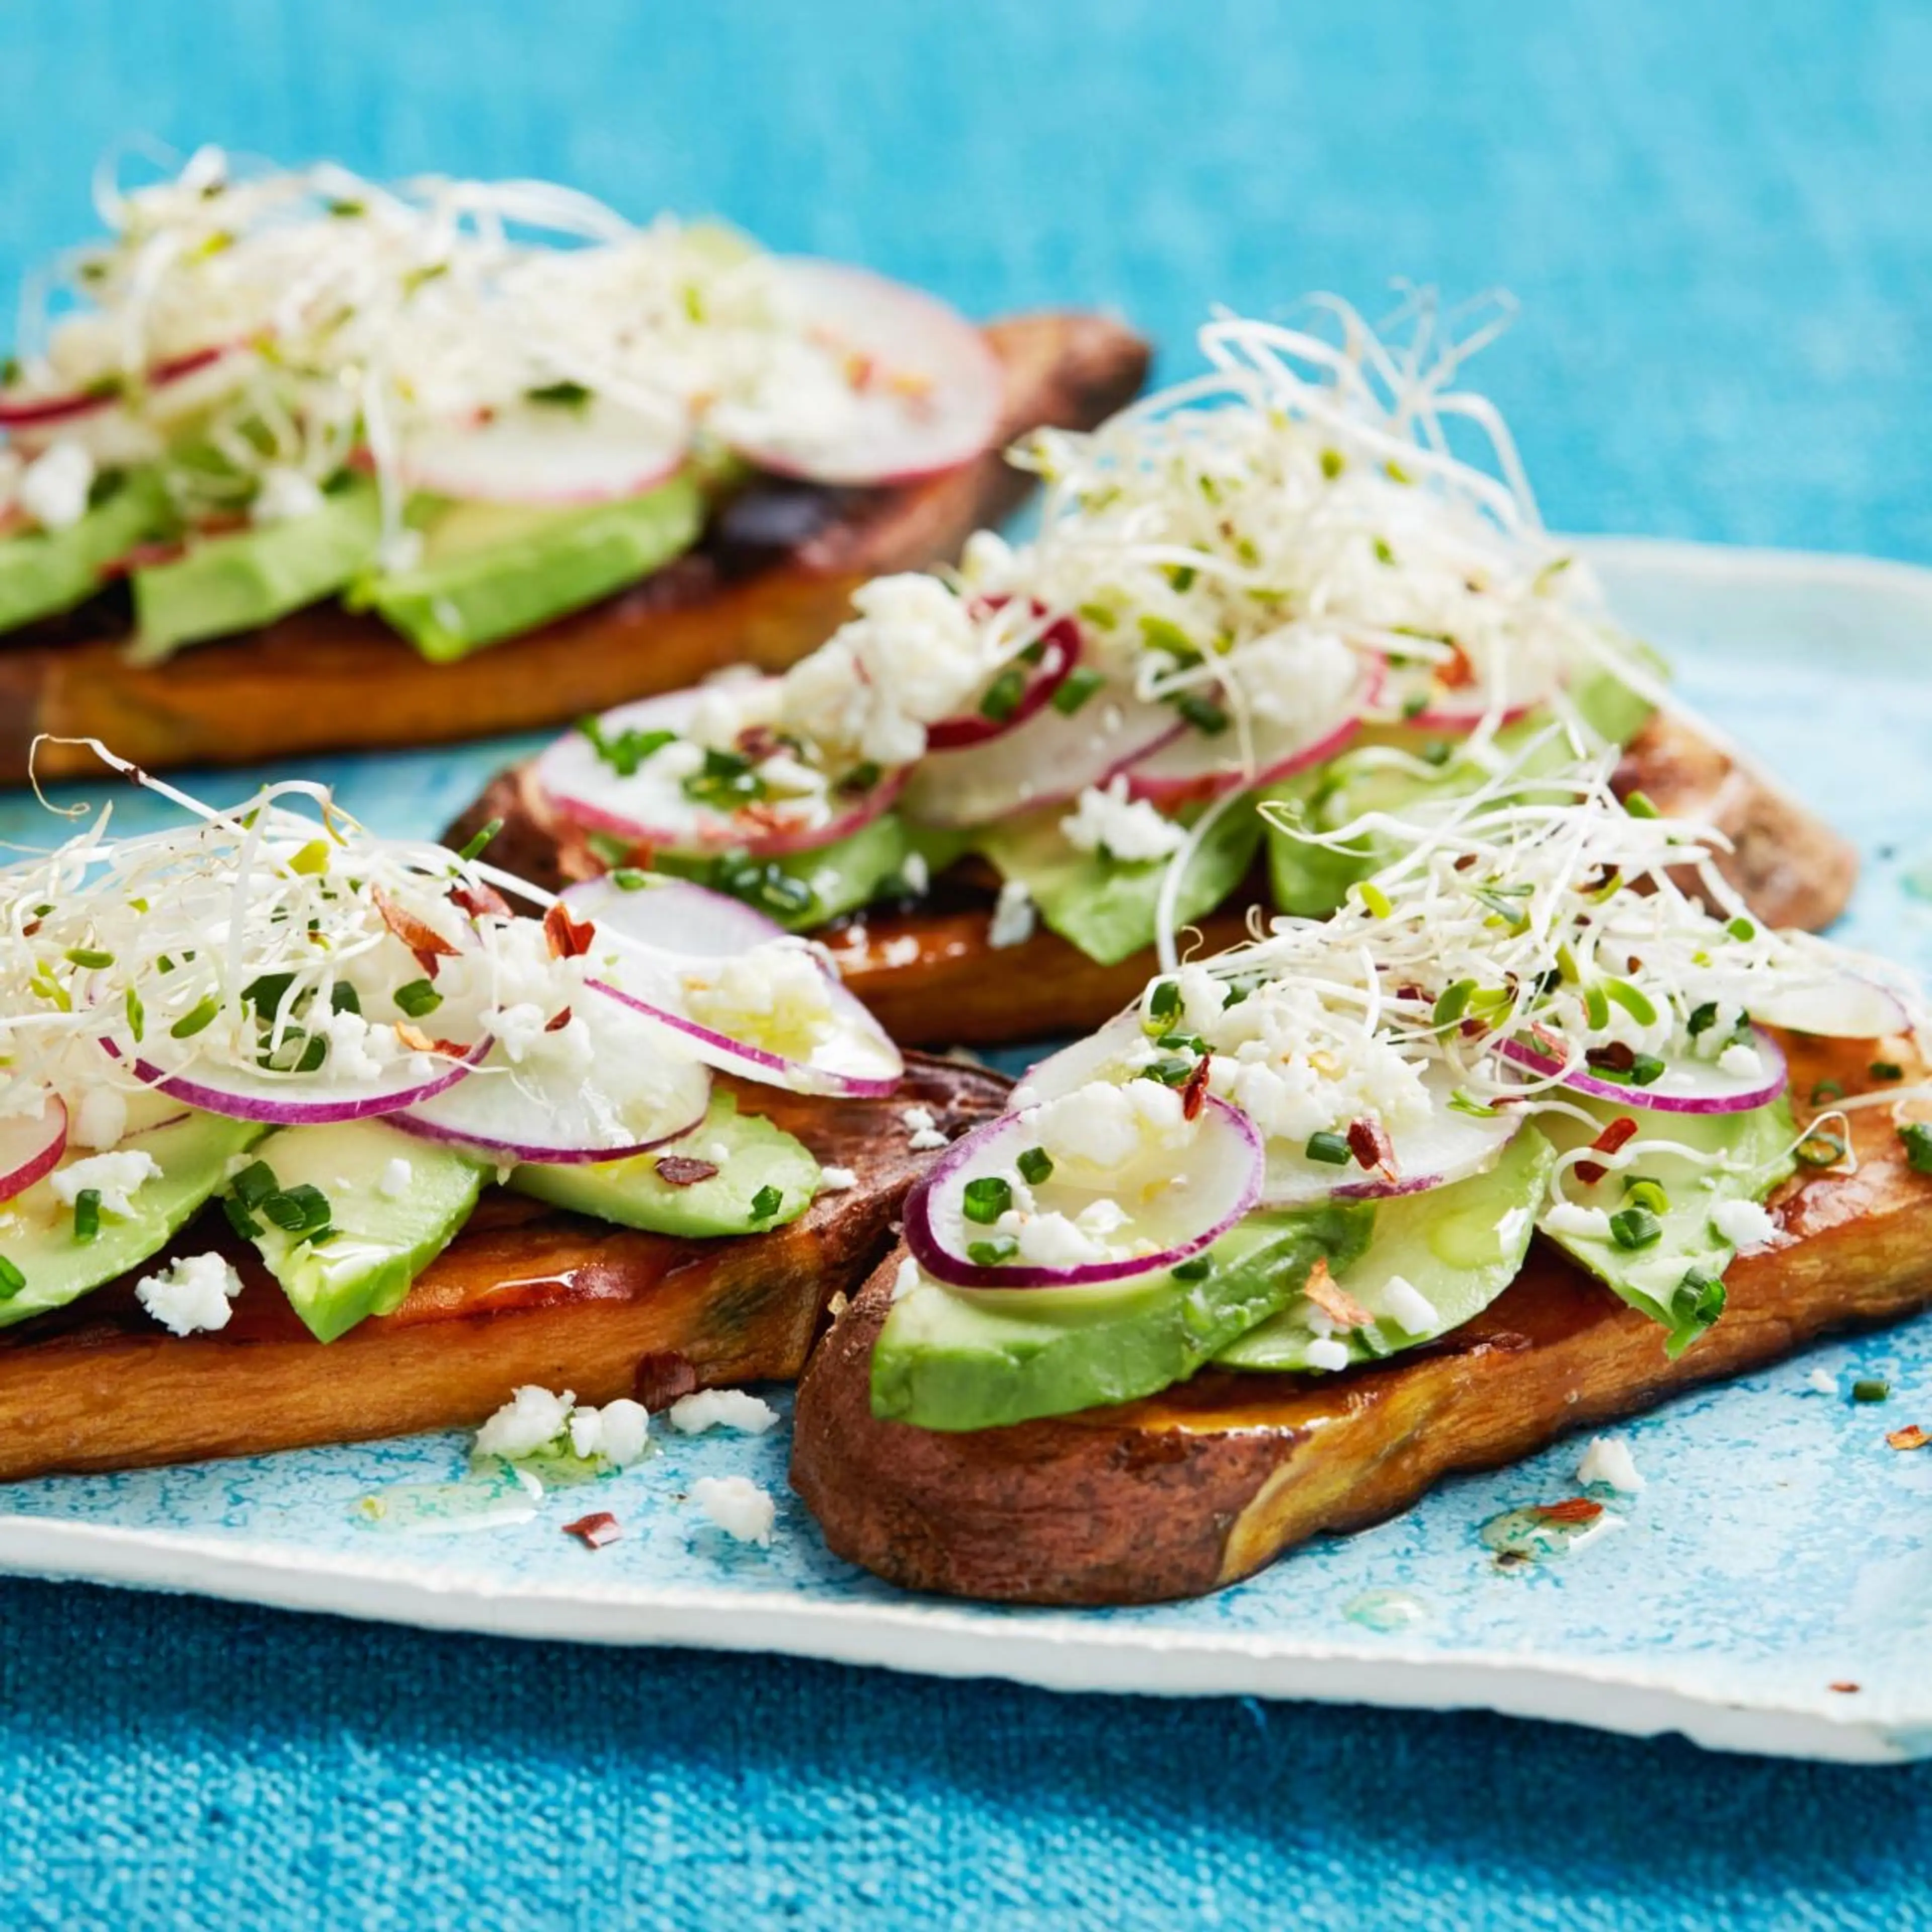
[455, 707, 1858, 1050]
[3, 313, 1150, 781]
[789, 1037, 1932, 1605]
[0, 1056, 1007, 1482]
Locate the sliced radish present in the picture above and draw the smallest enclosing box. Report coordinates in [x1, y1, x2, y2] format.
[904, 1092, 1262, 1291]
[535, 686, 907, 859]
[1123, 658, 1379, 809]
[0, 344, 238, 430]
[396, 1002, 711, 1164]
[561, 875, 785, 956]
[1010, 1011, 1146, 1108]
[0, 1094, 68, 1204]
[1399, 695, 1537, 733]
[588, 960, 903, 1100]
[900, 688, 1183, 830]
[105, 1033, 489, 1128]
[1677, 967, 1913, 1042]
[924, 612, 1082, 752]
[1496, 1027, 1789, 1115]
[712, 258, 1004, 487]
[1259, 1061, 1523, 1206]
[393, 396, 689, 505]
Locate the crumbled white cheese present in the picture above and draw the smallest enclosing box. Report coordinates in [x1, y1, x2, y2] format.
[1542, 1201, 1615, 1241]
[998, 1208, 1109, 1268]
[1060, 776, 1187, 863]
[690, 1475, 776, 1546]
[891, 1256, 921, 1301]
[685, 945, 835, 1061]
[49, 1148, 162, 1217]
[378, 1156, 414, 1201]
[1717, 1042, 1765, 1081]
[1304, 1336, 1352, 1372]
[668, 1388, 780, 1436]
[901, 852, 931, 896]
[475, 1385, 576, 1460]
[901, 1105, 936, 1133]
[1711, 1196, 1777, 1250]
[1027, 1078, 1188, 1174]
[251, 465, 327, 525]
[135, 1251, 244, 1337]
[70, 1083, 129, 1152]
[1577, 1434, 1645, 1493]
[1379, 1273, 1440, 1336]
[1806, 1367, 1838, 1396]
[817, 1165, 858, 1193]
[565, 1397, 651, 1468]
[18, 441, 94, 531]
[909, 1127, 948, 1152]
[988, 878, 1036, 950]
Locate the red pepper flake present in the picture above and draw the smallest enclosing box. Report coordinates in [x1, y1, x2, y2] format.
[1586, 1040, 1637, 1074]
[654, 1154, 720, 1187]
[21, 919, 41, 938]
[1533, 1497, 1604, 1525]
[1829, 1681, 1862, 1694]
[562, 1512, 622, 1551]
[1437, 643, 1477, 689]
[543, 900, 595, 958]
[1887, 1424, 1929, 1452]
[1302, 1258, 1374, 1330]
[373, 887, 459, 980]
[1346, 1116, 1397, 1178]
[1576, 1114, 1639, 1187]
[451, 879, 511, 921]
[633, 1350, 698, 1410]
[735, 723, 785, 762]
[394, 1022, 471, 1059]
[543, 1007, 573, 1033]
[1180, 1054, 1213, 1122]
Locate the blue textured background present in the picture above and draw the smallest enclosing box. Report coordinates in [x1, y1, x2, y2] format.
[4, 2, 1932, 1924]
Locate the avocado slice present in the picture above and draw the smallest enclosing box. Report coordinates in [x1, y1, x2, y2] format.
[357, 472, 704, 663]
[0, 469, 175, 631]
[974, 791, 1264, 967]
[131, 475, 383, 660]
[1534, 1093, 1796, 1354]
[1215, 1124, 1556, 1371]
[230, 1119, 487, 1343]
[0, 1105, 264, 1328]
[869, 1200, 1373, 1432]
[508, 1091, 819, 1237]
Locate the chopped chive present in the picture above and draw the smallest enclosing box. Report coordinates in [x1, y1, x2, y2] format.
[72, 1188, 102, 1244]
[1668, 1268, 1727, 1354]
[1164, 563, 1197, 593]
[1797, 1129, 1849, 1168]
[1626, 1053, 1668, 1088]
[1146, 979, 1182, 1027]
[1051, 666, 1107, 716]
[64, 947, 115, 969]
[1172, 1256, 1214, 1281]
[230, 1161, 280, 1210]
[222, 1195, 263, 1241]
[1899, 1123, 1932, 1175]
[838, 761, 883, 796]
[1623, 790, 1659, 819]
[966, 1236, 1019, 1266]
[961, 1176, 1013, 1225]
[1622, 1176, 1670, 1216]
[1853, 1378, 1892, 1404]
[456, 818, 504, 862]
[394, 979, 443, 1018]
[1016, 1147, 1054, 1186]
[748, 1184, 783, 1222]
[261, 1183, 332, 1240]
[170, 996, 222, 1039]
[1174, 691, 1230, 736]
[526, 379, 593, 408]
[1137, 1057, 1194, 1088]
[1871, 1061, 1905, 1082]
[0, 1255, 22, 1300]
[329, 982, 361, 1015]
[978, 665, 1028, 722]
[1608, 1205, 1663, 1251]
[1809, 1078, 1844, 1105]
[1305, 1130, 1352, 1167]
[611, 868, 651, 891]
[1686, 1002, 1720, 1038]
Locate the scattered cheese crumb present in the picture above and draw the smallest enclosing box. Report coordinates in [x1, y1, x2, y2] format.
[901, 1105, 936, 1133]
[902, 1103, 947, 1152]
[988, 878, 1036, 950]
[1380, 1273, 1440, 1336]
[1807, 1368, 1838, 1396]
[18, 441, 94, 530]
[135, 1251, 244, 1337]
[71, 1085, 129, 1152]
[817, 1164, 858, 1193]
[1711, 1196, 1777, 1250]
[691, 1475, 776, 1546]
[1577, 1435, 1645, 1493]
[892, 1256, 921, 1302]
[1717, 1042, 1765, 1081]
[251, 464, 327, 525]
[1304, 1337, 1351, 1373]
[1059, 776, 1188, 863]
[668, 1389, 779, 1436]
[475, 1385, 576, 1460]
[378, 1156, 414, 1201]
[50, 1149, 162, 1217]
[1542, 1201, 1614, 1241]
[566, 1397, 651, 1468]
[901, 852, 931, 896]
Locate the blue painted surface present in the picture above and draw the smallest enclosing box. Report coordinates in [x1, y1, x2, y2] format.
[5, 2, 1932, 1923]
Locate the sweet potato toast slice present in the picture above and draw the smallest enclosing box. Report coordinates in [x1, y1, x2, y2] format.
[2, 313, 1149, 782]
[0, 1055, 1006, 1483]
[452, 708, 1858, 1049]
[790, 1037, 1931, 1606]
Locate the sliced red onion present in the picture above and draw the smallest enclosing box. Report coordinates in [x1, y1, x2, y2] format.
[900, 689, 1183, 830]
[711, 259, 1004, 486]
[395, 1001, 712, 1163]
[1496, 1025, 1788, 1114]
[561, 875, 786, 957]
[393, 396, 689, 505]
[0, 1093, 68, 1203]
[106, 1033, 489, 1127]
[924, 611, 1082, 752]
[535, 685, 907, 859]
[904, 1093, 1263, 1291]
[1122, 657, 1380, 808]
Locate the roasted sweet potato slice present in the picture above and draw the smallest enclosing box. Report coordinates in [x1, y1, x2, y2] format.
[3, 313, 1149, 782]
[453, 708, 1858, 1049]
[790, 1037, 1930, 1605]
[0, 1056, 1006, 1482]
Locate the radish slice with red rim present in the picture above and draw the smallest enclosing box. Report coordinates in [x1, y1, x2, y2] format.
[0, 344, 242, 431]
[711, 259, 1004, 487]
[561, 875, 786, 957]
[1677, 968, 1912, 1042]
[395, 999, 711, 1163]
[0, 1094, 68, 1203]
[1122, 656, 1380, 809]
[900, 688, 1183, 829]
[105, 1033, 489, 1128]
[923, 611, 1082, 752]
[1496, 1026, 1788, 1115]
[535, 686, 907, 858]
[394, 396, 689, 505]
[905, 1088, 1262, 1291]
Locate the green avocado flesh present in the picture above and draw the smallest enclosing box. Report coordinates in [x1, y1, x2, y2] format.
[356, 472, 704, 663]
[868, 1201, 1374, 1432]
[508, 1091, 820, 1238]
[1534, 1094, 1795, 1354]
[975, 792, 1265, 967]
[0, 1107, 264, 1328]
[130, 475, 384, 659]
[0, 470, 175, 630]
[1214, 1123, 1558, 1372]
[232, 1119, 488, 1343]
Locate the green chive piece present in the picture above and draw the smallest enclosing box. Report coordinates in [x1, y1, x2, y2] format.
[1146, 980, 1182, 1028]
[1810, 1078, 1845, 1105]
[72, 1189, 102, 1244]
[1305, 1130, 1352, 1167]
[1667, 1267, 1727, 1356]
[1609, 1205, 1663, 1251]
[231, 1161, 280, 1211]
[1853, 1378, 1891, 1404]
[611, 868, 651, 891]
[1797, 1129, 1848, 1169]
[1172, 1256, 1214, 1281]
[1175, 691, 1230, 736]
[222, 1195, 263, 1241]
[966, 1236, 1018, 1267]
[1138, 1058, 1194, 1088]
[1016, 1147, 1054, 1186]
[1687, 1001, 1720, 1038]
[457, 818, 505, 863]
[1051, 666, 1107, 716]
[329, 983, 361, 1015]
[1626, 1053, 1668, 1088]
[170, 996, 222, 1039]
[394, 979, 443, 1019]
[978, 665, 1028, 723]
[1622, 1176, 1670, 1216]
[262, 1183, 332, 1240]
[0, 1255, 23, 1300]
[526, 379, 592, 408]
[749, 1184, 783, 1223]
[1871, 1061, 1905, 1082]
[1899, 1123, 1932, 1175]
[961, 1176, 1013, 1225]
